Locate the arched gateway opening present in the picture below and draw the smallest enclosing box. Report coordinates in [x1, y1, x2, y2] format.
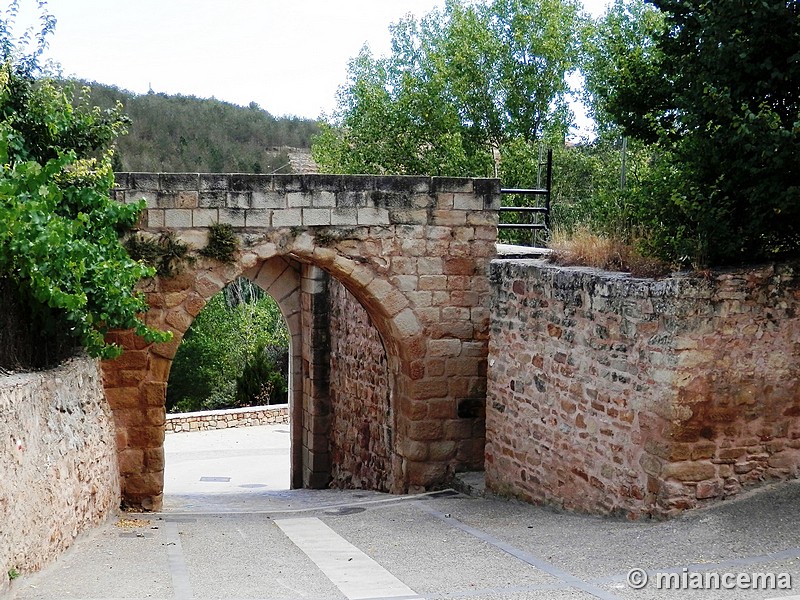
[102, 173, 498, 510]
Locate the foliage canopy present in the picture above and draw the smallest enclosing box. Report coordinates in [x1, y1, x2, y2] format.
[167, 278, 289, 412]
[593, 0, 800, 265]
[0, 1, 170, 365]
[312, 0, 583, 179]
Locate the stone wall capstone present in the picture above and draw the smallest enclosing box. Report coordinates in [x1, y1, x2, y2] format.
[486, 259, 800, 518]
[0, 356, 119, 591]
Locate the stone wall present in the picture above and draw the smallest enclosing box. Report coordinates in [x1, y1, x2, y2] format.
[0, 356, 119, 589]
[486, 260, 800, 518]
[328, 278, 392, 491]
[165, 405, 289, 433]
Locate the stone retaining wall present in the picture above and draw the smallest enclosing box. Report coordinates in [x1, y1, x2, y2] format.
[165, 404, 289, 433]
[0, 356, 119, 591]
[486, 259, 800, 518]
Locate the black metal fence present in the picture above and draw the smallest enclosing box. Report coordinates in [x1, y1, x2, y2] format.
[498, 148, 552, 246]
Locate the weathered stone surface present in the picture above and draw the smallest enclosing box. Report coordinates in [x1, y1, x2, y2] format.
[328, 279, 392, 491]
[486, 259, 800, 518]
[102, 173, 497, 506]
[0, 357, 119, 581]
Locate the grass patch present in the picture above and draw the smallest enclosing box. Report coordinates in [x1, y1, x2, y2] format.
[200, 223, 239, 263]
[549, 228, 670, 278]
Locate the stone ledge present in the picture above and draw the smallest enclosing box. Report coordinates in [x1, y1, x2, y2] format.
[166, 404, 289, 433]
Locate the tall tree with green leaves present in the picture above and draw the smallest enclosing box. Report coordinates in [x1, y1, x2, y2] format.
[0, 1, 170, 367]
[593, 0, 800, 266]
[313, 0, 583, 178]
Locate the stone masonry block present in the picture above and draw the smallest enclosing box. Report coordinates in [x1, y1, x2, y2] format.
[200, 173, 230, 191]
[245, 209, 271, 227]
[252, 191, 286, 209]
[389, 209, 430, 225]
[287, 192, 313, 208]
[432, 177, 474, 194]
[312, 191, 337, 208]
[230, 174, 273, 192]
[127, 191, 157, 208]
[227, 192, 251, 209]
[147, 210, 165, 228]
[218, 208, 246, 227]
[392, 309, 421, 339]
[432, 210, 467, 226]
[272, 208, 303, 227]
[164, 209, 192, 228]
[302, 209, 332, 226]
[159, 173, 199, 191]
[130, 172, 159, 190]
[197, 191, 228, 211]
[331, 208, 359, 225]
[453, 193, 485, 211]
[192, 209, 218, 227]
[357, 207, 390, 225]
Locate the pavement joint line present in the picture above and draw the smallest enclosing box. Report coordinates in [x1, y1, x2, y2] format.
[590, 545, 800, 585]
[164, 520, 194, 600]
[416, 502, 622, 600]
[130, 488, 468, 518]
[275, 516, 420, 599]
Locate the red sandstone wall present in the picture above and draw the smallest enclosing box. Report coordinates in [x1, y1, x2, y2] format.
[328, 278, 393, 491]
[486, 260, 800, 518]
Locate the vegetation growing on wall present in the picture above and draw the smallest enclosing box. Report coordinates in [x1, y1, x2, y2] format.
[199, 223, 239, 263]
[124, 232, 192, 277]
[167, 278, 289, 413]
[0, 2, 170, 368]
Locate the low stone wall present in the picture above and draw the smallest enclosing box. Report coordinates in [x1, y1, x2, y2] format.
[0, 356, 119, 590]
[165, 404, 289, 433]
[486, 259, 800, 518]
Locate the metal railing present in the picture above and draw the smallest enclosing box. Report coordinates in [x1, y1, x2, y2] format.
[498, 148, 552, 246]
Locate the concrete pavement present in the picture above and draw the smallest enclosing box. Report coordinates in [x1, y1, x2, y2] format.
[9, 424, 800, 600]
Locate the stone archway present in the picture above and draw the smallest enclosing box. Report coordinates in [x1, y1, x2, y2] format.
[103, 173, 498, 510]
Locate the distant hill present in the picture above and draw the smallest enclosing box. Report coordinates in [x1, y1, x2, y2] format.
[78, 81, 320, 174]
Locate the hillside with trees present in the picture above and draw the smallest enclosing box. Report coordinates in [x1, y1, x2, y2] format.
[80, 82, 319, 174]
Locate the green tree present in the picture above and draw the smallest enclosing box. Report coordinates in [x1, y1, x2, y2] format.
[167, 279, 289, 412]
[312, 0, 583, 178]
[0, 1, 169, 366]
[595, 0, 800, 266]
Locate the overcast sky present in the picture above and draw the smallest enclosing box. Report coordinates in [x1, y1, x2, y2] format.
[14, 0, 611, 119]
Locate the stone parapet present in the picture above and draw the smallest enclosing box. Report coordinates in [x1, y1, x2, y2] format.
[113, 173, 500, 231]
[165, 405, 289, 433]
[486, 259, 800, 518]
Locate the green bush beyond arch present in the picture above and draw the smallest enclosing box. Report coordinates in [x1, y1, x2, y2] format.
[167, 278, 289, 413]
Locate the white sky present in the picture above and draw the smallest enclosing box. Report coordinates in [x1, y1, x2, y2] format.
[13, 0, 612, 119]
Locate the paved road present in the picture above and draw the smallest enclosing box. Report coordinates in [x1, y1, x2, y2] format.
[9, 424, 800, 600]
